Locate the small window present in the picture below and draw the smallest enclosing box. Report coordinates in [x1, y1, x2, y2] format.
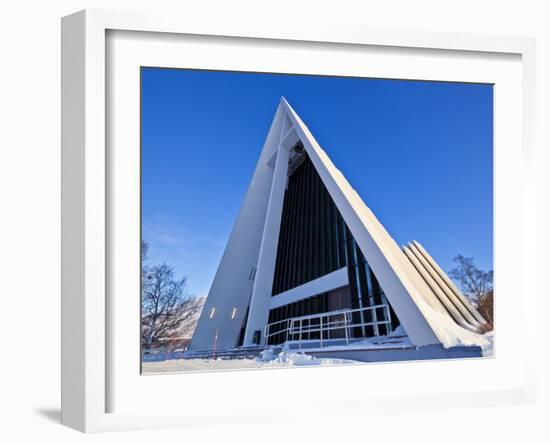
[253, 330, 261, 345]
[209, 307, 216, 319]
[231, 307, 237, 319]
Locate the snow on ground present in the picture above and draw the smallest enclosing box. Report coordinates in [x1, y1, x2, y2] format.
[337, 325, 412, 349]
[143, 358, 261, 374]
[288, 325, 413, 353]
[142, 326, 495, 374]
[257, 349, 357, 366]
[142, 351, 358, 374]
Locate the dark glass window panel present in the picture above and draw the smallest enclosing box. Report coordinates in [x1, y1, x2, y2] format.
[266, 151, 399, 341]
[272, 154, 348, 296]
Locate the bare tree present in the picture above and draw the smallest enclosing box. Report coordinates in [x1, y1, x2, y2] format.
[172, 296, 205, 340]
[449, 255, 493, 325]
[140, 241, 204, 349]
[478, 290, 493, 327]
[141, 264, 179, 348]
[141, 263, 194, 349]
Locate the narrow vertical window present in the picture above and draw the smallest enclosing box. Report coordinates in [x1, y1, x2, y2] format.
[231, 307, 237, 319]
[209, 307, 216, 319]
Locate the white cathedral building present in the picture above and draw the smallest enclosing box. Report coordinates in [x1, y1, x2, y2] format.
[189, 98, 488, 362]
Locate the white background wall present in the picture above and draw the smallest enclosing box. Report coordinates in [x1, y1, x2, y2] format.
[0, 1, 548, 440]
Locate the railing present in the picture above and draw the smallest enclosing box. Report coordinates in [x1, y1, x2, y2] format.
[265, 304, 392, 349]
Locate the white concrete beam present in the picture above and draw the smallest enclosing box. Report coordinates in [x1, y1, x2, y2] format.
[412, 240, 487, 325]
[269, 267, 348, 309]
[243, 144, 290, 345]
[189, 104, 285, 351]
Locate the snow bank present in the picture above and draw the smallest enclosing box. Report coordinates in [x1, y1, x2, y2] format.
[304, 326, 412, 353]
[257, 347, 278, 362]
[256, 350, 357, 367]
[348, 325, 412, 348]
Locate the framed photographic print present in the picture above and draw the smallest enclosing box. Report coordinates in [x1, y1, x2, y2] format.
[140, 70, 492, 373]
[61, 9, 537, 432]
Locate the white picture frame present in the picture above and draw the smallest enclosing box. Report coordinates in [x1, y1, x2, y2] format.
[61, 9, 537, 433]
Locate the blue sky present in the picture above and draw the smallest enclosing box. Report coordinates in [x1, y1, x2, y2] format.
[141, 68, 493, 297]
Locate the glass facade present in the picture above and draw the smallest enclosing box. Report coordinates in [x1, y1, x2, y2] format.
[345, 233, 399, 337]
[267, 152, 400, 345]
[272, 154, 349, 295]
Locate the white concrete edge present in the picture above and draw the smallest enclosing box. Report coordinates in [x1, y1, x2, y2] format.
[269, 267, 349, 309]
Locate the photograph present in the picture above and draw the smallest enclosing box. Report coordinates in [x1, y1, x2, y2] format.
[140, 68, 494, 374]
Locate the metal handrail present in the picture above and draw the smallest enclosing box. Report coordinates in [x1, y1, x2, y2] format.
[265, 303, 392, 348]
[286, 308, 349, 322]
[265, 317, 292, 327]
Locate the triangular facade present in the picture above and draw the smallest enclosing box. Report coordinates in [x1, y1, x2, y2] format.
[190, 98, 485, 352]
